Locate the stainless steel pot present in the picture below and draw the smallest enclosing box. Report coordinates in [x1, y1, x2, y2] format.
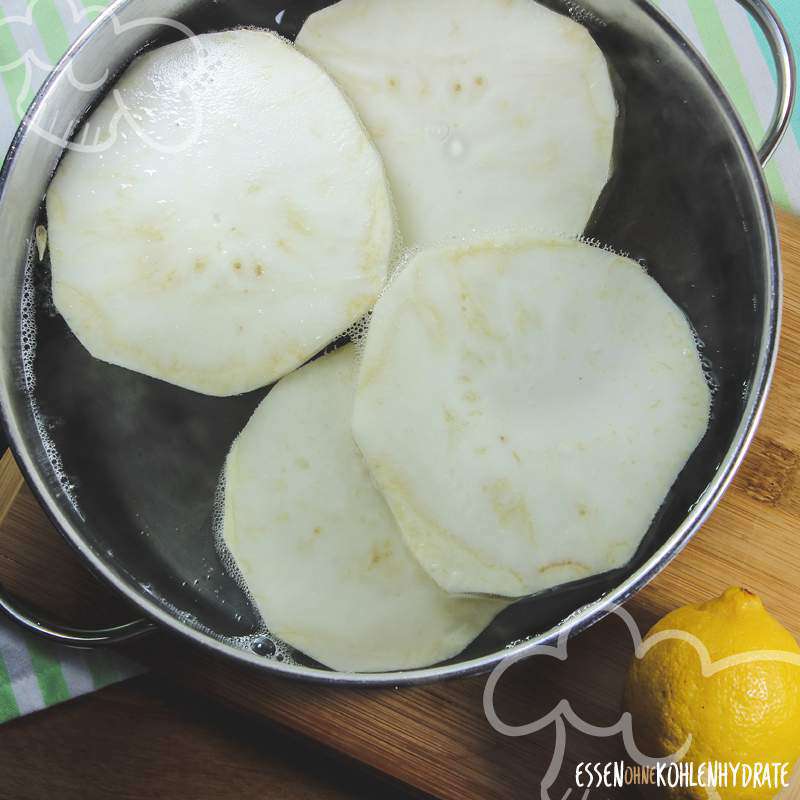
[0, 0, 795, 685]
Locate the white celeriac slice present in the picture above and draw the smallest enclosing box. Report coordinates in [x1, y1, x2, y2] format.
[223, 346, 504, 672]
[297, 0, 616, 247]
[353, 238, 711, 598]
[47, 29, 394, 397]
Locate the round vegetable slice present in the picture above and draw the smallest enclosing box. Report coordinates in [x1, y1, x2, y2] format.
[297, 0, 616, 247]
[47, 29, 394, 396]
[353, 237, 711, 598]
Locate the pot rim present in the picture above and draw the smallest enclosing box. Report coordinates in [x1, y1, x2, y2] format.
[0, 0, 782, 686]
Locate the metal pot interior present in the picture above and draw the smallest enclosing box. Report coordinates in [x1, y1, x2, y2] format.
[0, 0, 777, 681]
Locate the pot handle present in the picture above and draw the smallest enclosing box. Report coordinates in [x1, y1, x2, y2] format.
[0, 445, 156, 646]
[0, 586, 156, 646]
[734, 0, 797, 167]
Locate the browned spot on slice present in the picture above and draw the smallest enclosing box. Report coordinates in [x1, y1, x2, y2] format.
[474, 76, 485, 87]
[453, 82, 463, 94]
[736, 436, 798, 506]
[368, 541, 392, 567]
[194, 257, 207, 273]
[539, 560, 590, 575]
[484, 479, 535, 543]
[287, 206, 312, 236]
[254, 264, 265, 277]
[232, 260, 243, 272]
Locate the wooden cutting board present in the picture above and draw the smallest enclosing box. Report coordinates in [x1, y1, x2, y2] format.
[2, 211, 800, 800]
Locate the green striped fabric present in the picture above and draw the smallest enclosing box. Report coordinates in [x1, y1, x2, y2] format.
[0, 0, 797, 720]
[0, 620, 142, 723]
[651, 0, 800, 209]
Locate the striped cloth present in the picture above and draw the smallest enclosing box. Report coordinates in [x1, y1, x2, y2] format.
[652, 0, 800, 210]
[0, 0, 797, 720]
[0, 621, 141, 721]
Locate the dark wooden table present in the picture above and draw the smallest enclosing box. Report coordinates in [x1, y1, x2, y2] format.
[0, 674, 426, 800]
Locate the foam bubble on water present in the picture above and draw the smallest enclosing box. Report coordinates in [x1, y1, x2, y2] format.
[700, 353, 719, 400]
[685, 319, 717, 407]
[20, 237, 82, 515]
[347, 243, 416, 364]
[139, 593, 297, 664]
[346, 312, 373, 361]
[211, 468, 246, 598]
[20, 241, 37, 391]
[578, 235, 630, 260]
[560, 0, 607, 29]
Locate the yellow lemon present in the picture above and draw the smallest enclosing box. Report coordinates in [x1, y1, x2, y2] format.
[623, 587, 800, 800]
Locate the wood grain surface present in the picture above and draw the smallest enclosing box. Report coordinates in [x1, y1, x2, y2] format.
[1, 212, 800, 800]
[0, 674, 428, 800]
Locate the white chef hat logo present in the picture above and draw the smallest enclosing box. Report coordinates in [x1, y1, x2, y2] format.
[0, 0, 207, 154]
[483, 603, 800, 800]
